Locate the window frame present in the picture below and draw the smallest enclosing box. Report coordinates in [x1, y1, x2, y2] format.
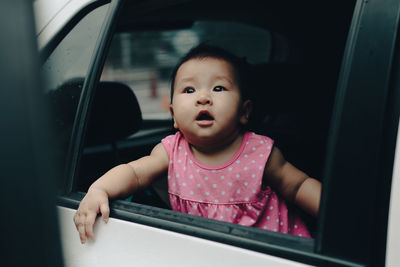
[56, 0, 400, 266]
[316, 0, 400, 265]
[60, 0, 122, 194]
[39, 0, 115, 194]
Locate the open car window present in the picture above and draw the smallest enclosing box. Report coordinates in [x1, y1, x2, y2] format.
[77, 20, 275, 202]
[78, 16, 320, 240]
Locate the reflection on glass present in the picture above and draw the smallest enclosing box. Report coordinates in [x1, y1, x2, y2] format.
[41, 4, 110, 190]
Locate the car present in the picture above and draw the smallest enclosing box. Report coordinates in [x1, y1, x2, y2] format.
[4, 0, 398, 266]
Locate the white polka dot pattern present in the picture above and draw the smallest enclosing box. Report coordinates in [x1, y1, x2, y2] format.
[162, 131, 310, 238]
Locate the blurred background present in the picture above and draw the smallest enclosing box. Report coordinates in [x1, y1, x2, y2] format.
[101, 21, 271, 119]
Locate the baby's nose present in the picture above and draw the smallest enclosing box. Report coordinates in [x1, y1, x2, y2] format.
[196, 93, 212, 105]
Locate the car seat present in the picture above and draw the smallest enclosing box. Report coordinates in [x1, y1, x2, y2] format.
[78, 80, 142, 191]
[247, 63, 328, 180]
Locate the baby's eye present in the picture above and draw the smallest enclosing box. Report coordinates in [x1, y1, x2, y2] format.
[184, 87, 195, 93]
[213, 86, 226, 92]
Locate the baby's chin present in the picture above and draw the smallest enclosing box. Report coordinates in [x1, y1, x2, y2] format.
[185, 129, 242, 149]
[184, 132, 215, 145]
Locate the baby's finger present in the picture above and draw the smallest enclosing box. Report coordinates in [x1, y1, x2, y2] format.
[77, 222, 87, 244]
[100, 202, 110, 223]
[85, 212, 97, 240]
[73, 213, 80, 231]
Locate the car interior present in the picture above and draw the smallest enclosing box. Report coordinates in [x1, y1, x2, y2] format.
[48, 0, 358, 238]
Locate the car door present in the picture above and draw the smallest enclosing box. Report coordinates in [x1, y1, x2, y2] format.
[35, 0, 400, 266]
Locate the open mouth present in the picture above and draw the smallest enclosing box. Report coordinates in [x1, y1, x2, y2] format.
[196, 111, 214, 121]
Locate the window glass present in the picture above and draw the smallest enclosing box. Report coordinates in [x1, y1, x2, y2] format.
[42, 4, 110, 189]
[101, 21, 271, 120]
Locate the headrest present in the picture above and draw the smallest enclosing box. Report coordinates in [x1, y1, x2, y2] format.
[85, 81, 142, 146]
[48, 78, 142, 147]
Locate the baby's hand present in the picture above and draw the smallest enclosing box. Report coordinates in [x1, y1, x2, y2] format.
[73, 188, 110, 244]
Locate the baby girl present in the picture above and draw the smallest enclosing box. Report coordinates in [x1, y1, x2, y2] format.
[74, 44, 321, 243]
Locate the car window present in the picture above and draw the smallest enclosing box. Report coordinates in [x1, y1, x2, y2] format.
[41, 3, 110, 189]
[77, 20, 272, 201]
[78, 18, 322, 223]
[76, 10, 329, 251]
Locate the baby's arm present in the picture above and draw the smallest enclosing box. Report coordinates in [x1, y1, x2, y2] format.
[264, 147, 321, 217]
[74, 143, 169, 243]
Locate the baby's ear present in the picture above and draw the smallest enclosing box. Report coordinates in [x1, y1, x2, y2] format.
[240, 100, 252, 125]
[169, 104, 179, 129]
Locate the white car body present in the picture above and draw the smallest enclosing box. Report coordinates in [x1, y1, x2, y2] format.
[58, 206, 312, 267]
[34, 0, 96, 50]
[386, 123, 400, 267]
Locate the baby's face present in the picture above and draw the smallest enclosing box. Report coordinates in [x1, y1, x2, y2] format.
[170, 57, 249, 147]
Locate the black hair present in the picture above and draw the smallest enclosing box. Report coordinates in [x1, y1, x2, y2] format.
[169, 43, 250, 103]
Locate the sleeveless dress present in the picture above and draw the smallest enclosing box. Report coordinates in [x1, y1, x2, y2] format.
[161, 131, 310, 237]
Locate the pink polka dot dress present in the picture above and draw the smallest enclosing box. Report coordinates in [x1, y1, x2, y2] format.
[161, 131, 310, 238]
